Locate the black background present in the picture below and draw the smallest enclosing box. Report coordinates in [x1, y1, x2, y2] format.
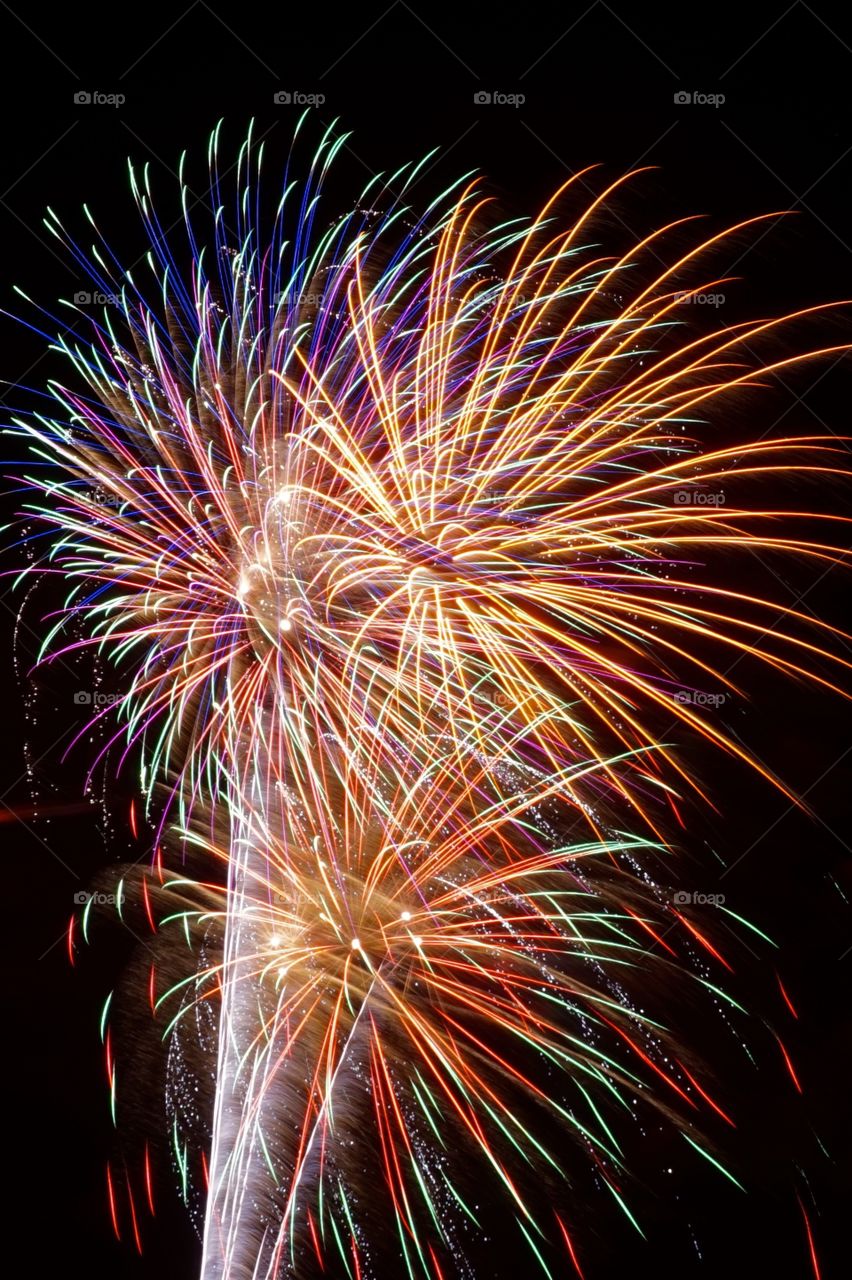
[1, 2, 851, 1277]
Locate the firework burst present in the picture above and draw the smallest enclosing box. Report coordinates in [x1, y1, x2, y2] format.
[7, 119, 849, 1278]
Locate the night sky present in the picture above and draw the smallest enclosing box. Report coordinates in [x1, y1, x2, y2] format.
[2, 3, 851, 1277]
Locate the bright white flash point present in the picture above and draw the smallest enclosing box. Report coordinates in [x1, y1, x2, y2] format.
[351, 938, 361, 951]
[400, 910, 412, 921]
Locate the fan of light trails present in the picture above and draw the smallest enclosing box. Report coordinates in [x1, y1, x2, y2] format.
[8, 119, 849, 1278]
[11, 121, 850, 837]
[84, 752, 749, 1280]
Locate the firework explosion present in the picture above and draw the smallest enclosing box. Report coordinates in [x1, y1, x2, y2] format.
[7, 119, 849, 1278]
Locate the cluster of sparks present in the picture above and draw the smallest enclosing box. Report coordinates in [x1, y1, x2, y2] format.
[8, 119, 848, 1278]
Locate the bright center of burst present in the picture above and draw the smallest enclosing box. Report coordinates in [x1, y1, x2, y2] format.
[235, 560, 300, 649]
[267, 913, 425, 991]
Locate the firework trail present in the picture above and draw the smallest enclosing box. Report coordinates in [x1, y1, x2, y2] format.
[8, 119, 849, 1277]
